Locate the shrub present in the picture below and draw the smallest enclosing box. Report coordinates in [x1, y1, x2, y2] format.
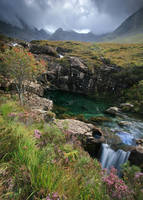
[103, 167, 134, 200]
[125, 80, 143, 112]
[122, 162, 143, 200]
[0, 47, 46, 105]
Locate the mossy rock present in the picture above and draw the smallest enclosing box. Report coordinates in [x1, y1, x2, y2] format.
[44, 111, 56, 122]
[89, 116, 112, 124]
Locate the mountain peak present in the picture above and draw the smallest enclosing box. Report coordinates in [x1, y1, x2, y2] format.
[55, 28, 64, 33]
[113, 6, 143, 36]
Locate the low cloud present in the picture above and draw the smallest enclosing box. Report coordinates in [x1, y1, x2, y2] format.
[0, 0, 143, 34]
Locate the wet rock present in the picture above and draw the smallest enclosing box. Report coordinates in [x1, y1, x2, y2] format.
[56, 119, 105, 157]
[136, 139, 143, 147]
[118, 121, 132, 127]
[106, 107, 120, 115]
[30, 44, 58, 57]
[40, 54, 123, 95]
[89, 116, 112, 124]
[129, 146, 143, 170]
[120, 103, 134, 112]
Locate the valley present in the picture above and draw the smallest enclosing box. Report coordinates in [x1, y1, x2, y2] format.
[0, 4, 143, 199]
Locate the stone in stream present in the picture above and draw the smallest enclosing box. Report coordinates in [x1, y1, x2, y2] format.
[120, 103, 134, 112]
[105, 106, 120, 115]
[118, 121, 132, 127]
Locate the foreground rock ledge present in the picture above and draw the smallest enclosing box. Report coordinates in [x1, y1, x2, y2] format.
[129, 146, 143, 169]
[56, 119, 105, 157]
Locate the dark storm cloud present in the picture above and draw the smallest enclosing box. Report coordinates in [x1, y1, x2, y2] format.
[92, 0, 143, 17]
[0, 0, 143, 34]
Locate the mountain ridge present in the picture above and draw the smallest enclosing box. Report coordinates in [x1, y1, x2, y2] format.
[1, 7, 143, 43]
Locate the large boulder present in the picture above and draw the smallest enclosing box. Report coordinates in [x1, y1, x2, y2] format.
[25, 93, 53, 111]
[30, 44, 58, 57]
[106, 107, 120, 115]
[56, 119, 105, 157]
[129, 146, 143, 170]
[25, 93, 54, 122]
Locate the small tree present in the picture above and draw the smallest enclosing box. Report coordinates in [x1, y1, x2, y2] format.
[0, 47, 46, 105]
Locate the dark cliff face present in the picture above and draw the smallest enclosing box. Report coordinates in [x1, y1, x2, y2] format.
[39, 57, 143, 98]
[25, 42, 143, 98]
[38, 56, 125, 97]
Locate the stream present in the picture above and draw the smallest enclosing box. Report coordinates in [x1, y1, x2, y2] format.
[45, 90, 143, 171]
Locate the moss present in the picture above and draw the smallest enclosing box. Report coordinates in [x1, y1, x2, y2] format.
[89, 116, 112, 124]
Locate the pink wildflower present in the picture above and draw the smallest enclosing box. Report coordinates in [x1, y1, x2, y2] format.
[34, 129, 41, 139]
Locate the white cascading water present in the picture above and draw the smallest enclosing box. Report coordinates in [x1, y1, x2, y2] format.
[100, 144, 130, 172]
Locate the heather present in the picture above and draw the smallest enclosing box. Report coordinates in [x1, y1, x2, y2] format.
[0, 36, 143, 199]
[0, 95, 143, 199]
[0, 96, 108, 199]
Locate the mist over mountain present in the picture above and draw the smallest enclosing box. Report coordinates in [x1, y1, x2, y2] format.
[113, 7, 143, 36]
[49, 28, 102, 42]
[102, 6, 143, 42]
[0, 0, 143, 42]
[0, 0, 143, 35]
[0, 19, 50, 41]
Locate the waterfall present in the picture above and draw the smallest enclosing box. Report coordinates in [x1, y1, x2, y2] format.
[100, 144, 130, 172]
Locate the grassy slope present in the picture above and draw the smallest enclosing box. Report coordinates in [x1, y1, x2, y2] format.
[107, 33, 143, 44]
[0, 36, 143, 199]
[31, 39, 143, 69]
[0, 96, 107, 200]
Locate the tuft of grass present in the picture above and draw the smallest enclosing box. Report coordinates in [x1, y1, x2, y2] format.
[0, 99, 108, 199]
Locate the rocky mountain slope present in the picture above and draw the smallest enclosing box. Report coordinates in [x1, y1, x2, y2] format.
[0, 20, 50, 41]
[1, 6, 143, 43]
[49, 28, 101, 42]
[104, 7, 143, 42]
[0, 19, 100, 42]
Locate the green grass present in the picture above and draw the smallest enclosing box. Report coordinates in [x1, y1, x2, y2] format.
[31, 39, 143, 69]
[0, 98, 108, 200]
[108, 33, 143, 44]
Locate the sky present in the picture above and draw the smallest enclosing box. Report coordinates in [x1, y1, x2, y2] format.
[0, 0, 143, 34]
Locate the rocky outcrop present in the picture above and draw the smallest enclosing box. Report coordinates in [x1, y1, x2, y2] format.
[30, 44, 58, 57]
[56, 46, 72, 54]
[129, 146, 143, 170]
[56, 119, 105, 157]
[25, 93, 54, 121]
[25, 93, 53, 111]
[40, 56, 122, 95]
[25, 81, 45, 97]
